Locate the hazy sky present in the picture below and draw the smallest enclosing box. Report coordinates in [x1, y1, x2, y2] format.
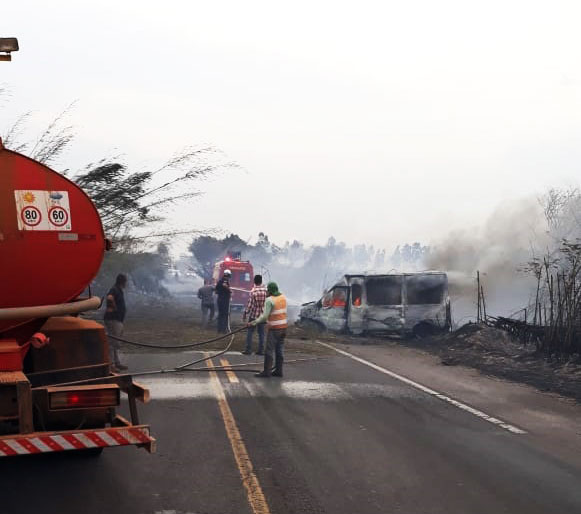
[2, 0, 580, 253]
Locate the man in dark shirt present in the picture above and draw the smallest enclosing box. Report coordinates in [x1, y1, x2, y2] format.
[215, 269, 232, 333]
[197, 279, 215, 327]
[104, 273, 128, 371]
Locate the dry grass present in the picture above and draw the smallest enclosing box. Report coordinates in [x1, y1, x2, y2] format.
[118, 303, 334, 355]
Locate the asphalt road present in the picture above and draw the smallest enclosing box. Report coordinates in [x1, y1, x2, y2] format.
[1, 341, 581, 514]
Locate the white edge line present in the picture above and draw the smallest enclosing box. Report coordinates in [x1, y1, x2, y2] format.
[318, 341, 527, 435]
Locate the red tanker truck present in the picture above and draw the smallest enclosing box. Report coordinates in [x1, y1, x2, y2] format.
[0, 139, 154, 457]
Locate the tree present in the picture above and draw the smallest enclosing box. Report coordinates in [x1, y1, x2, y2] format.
[189, 234, 250, 279]
[2, 100, 227, 247]
[72, 147, 216, 246]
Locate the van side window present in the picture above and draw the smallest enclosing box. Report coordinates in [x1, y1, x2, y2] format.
[331, 288, 347, 307]
[366, 276, 402, 305]
[406, 275, 445, 305]
[351, 284, 363, 306]
[322, 288, 346, 308]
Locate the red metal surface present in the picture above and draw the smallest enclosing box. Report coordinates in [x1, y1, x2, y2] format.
[0, 141, 105, 337]
[212, 257, 254, 307]
[0, 340, 26, 371]
[0, 425, 154, 456]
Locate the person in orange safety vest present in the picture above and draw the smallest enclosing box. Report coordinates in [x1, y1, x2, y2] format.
[248, 281, 287, 378]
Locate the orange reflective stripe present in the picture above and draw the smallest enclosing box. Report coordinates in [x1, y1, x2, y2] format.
[268, 295, 288, 329]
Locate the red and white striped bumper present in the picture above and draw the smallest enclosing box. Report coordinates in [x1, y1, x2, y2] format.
[0, 425, 155, 457]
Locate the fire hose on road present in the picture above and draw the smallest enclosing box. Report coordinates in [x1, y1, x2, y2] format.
[36, 324, 324, 388]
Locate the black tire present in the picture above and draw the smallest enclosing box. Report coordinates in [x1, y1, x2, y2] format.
[412, 322, 438, 339]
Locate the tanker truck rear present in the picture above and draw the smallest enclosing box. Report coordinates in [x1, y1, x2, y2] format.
[0, 140, 154, 457]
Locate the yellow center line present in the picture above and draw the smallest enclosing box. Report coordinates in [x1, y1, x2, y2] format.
[220, 358, 240, 383]
[205, 354, 271, 514]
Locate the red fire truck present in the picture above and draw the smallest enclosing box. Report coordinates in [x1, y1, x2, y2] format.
[212, 254, 254, 310]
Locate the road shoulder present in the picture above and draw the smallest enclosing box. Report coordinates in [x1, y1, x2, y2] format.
[317, 337, 581, 465]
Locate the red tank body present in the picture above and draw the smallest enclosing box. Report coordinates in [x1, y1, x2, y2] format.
[0, 141, 105, 336]
[212, 256, 254, 309]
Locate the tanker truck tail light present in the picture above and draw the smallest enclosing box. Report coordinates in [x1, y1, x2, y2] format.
[48, 384, 120, 410]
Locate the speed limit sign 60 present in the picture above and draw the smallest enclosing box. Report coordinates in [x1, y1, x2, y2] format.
[48, 206, 69, 227]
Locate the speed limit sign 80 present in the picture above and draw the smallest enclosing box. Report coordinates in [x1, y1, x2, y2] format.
[21, 206, 42, 227]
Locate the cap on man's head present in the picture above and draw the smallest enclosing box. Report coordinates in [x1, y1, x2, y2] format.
[267, 281, 280, 296]
[224, 269, 232, 276]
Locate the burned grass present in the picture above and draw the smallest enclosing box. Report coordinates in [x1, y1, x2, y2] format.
[118, 303, 333, 356]
[402, 324, 581, 402]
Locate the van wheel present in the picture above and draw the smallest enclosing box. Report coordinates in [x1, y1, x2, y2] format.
[412, 322, 438, 339]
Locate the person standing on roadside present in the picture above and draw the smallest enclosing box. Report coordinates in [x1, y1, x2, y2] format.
[242, 274, 267, 355]
[104, 273, 128, 371]
[249, 281, 287, 378]
[215, 269, 232, 333]
[197, 279, 215, 327]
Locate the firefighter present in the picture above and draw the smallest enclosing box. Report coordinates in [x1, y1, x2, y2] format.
[248, 281, 287, 378]
[104, 273, 128, 371]
[215, 269, 232, 333]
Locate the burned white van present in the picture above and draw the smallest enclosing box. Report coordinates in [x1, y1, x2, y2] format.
[298, 272, 451, 336]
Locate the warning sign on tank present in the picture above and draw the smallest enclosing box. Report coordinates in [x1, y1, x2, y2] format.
[14, 190, 72, 231]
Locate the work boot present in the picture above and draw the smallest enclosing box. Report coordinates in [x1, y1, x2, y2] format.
[241, 350, 252, 355]
[255, 356, 273, 378]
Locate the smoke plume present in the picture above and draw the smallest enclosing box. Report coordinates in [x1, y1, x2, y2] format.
[426, 197, 549, 323]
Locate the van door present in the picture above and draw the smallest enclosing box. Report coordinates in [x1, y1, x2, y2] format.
[364, 276, 404, 332]
[319, 286, 349, 332]
[404, 274, 448, 333]
[347, 279, 365, 334]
